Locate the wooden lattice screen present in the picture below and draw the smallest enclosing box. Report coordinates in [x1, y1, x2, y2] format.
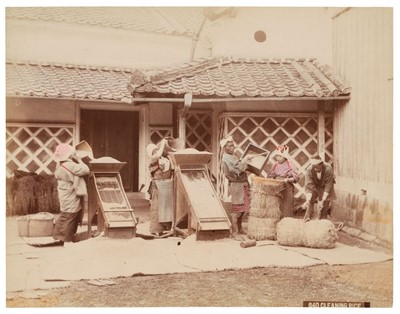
[149, 126, 173, 145]
[217, 113, 334, 200]
[149, 111, 213, 153]
[185, 110, 212, 152]
[6, 123, 75, 177]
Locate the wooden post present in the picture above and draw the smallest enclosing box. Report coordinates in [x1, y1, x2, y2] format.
[139, 104, 150, 189]
[317, 101, 326, 160]
[75, 101, 80, 144]
[178, 109, 186, 148]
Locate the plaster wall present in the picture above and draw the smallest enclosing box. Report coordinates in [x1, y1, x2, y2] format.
[6, 19, 211, 68]
[6, 98, 76, 123]
[203, 7, 333, 65]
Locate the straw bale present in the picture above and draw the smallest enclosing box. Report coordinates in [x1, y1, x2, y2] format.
[12, 175, 37, 216]
[247, 216, 280, 240]
[304, 219, 337, 249]
[250, 194, 281, 218]
[36, 174, 60, 214]
[250, 177, 284, 218]
[6, 177, 14, 216]
[252, 177, 285, 196]
[276, 217, 306, 247]
[250, 205, 281, 219]
[8, 172, 60, 216]
[277, 217, 337, 249]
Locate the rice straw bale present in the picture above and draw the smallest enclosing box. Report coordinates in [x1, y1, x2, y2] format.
[36, 174, 60, 214]
[250, 177, 284, 218]
[247, 216, 280, 240]
[12, 175, 37, 215]
[247, 177, 285, 240]
[276, 217, 306, 247]
[304, 219, 338, 249]
[276, 217, 337, 249]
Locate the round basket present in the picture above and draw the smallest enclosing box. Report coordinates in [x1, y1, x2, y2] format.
[17, 212, 55, 237]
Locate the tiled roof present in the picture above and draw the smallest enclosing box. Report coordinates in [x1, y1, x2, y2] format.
[6, 61, 133, 101]
[6, 57, 351, 103]
[6, 7, 204, 37]
[128, 57, 351, 98]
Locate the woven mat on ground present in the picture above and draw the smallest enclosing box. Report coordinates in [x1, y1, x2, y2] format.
[279, 242, 392, 265]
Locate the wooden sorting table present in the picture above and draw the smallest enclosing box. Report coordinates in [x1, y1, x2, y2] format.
[170, 151, 231, 240]
[87, 160, 137, 238]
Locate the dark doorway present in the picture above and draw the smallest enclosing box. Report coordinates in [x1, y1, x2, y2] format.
[80, 109, 139, 191]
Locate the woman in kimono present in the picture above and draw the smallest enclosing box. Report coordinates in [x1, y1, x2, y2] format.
[267, 145, 299, 218]
[146, 138, 174, 236]
[53, 143, 90, 245]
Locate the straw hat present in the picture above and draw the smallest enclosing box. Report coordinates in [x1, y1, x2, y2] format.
[272, 145, 291, 160]
[54, 143, 75, 162]
[309, 155, 324, 166]
[220, 136, 233, 149]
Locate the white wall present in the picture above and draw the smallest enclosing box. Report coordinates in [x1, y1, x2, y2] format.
[6, 8, 333, 69]
[203, 7, 333, 65]
[6, 19, 211, 68]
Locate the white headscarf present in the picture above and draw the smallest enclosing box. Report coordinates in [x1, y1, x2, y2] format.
[220, 136, 233, 149]
[310, 155, 324, 165]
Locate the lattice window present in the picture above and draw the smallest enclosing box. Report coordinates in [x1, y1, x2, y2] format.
[6, 123, 75, 177]
[149, 127, 173, 145]
[217, 113, 334, 200]
[324, 117, 334, 164]
[186, 110, 212, 152]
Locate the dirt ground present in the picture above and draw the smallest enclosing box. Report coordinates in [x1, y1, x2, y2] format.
[6, 232, 393, 308]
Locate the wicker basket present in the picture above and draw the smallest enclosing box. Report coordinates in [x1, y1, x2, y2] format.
[17, 212, 55, 237]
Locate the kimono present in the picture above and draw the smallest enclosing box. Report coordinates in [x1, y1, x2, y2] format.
[222, 153, 249, 213]
[53, 158, 90, 242]
[267, 160, 299, 217]
[148, 156, 173, 234]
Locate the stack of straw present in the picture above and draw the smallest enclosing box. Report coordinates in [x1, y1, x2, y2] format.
[247, 177, 285, 240]
[7, 170, 60, 216]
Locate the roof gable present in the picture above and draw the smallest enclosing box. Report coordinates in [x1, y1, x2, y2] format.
[128, 57, 351, 99]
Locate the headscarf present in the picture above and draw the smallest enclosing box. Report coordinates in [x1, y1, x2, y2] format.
[54, 143, 75, 162]
[220, 136, 233, 149]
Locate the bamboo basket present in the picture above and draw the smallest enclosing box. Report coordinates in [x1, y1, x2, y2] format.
[247, 177, 285, 240]
[17, 212, 55, 237]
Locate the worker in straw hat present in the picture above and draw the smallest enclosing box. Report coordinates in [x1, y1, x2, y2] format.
[267, 144, 299, 218]
[220, 136, 253, 240]
[302, 154, 336, 221]
[146, 138, 174, 237]
[52, 143, 90, 245]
